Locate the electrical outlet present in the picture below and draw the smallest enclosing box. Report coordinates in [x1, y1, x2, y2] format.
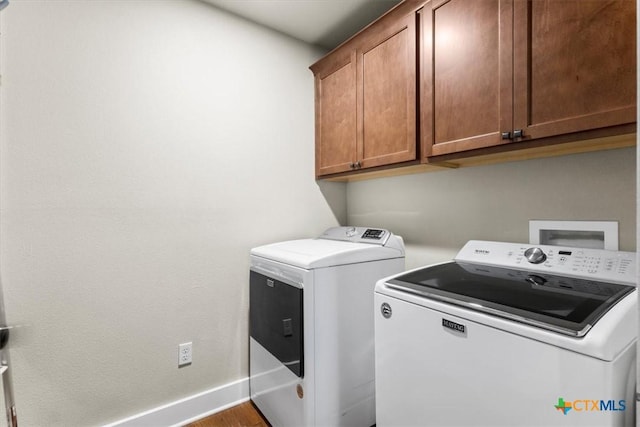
[178, 342, 192, 367]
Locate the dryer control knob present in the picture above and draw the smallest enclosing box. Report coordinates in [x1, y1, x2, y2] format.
[345, 226, 357, 237]
[524, 247, 547, 264]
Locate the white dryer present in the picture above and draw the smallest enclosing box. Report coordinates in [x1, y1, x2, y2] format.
[375, 240, 637, 427]
[250, 226, 405, 427]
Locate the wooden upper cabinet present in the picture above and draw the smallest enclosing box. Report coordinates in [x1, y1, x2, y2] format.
[422, 0, 636, 159]
[312, 0, 636, 179]
[358, 14, 417, 169]
[422, 0, 513, 157]
[313, 51, 357, 176]
[513, 0, 636, 140]
[310, 2, 420, 178]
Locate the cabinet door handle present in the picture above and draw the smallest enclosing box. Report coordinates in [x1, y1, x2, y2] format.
[513, 129, 524, 138]
[501, 131, 511, 140]
[354, 161, 362, 169]
[349, 162, 355, 169]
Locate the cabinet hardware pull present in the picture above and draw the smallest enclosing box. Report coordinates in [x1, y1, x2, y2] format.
[349, 163, 355, 169]
[355, 161, 361, 169]
[501, 132, 511, 140]
[513, 129, 524, 138]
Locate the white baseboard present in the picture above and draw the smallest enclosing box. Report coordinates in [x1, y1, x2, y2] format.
[105, 377, 250, 427]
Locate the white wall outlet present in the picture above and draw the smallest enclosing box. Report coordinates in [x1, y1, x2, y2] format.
[178, 342, 192, 367]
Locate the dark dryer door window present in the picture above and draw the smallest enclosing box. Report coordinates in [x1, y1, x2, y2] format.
[250, 270, 303, 377]
[387, 261, 635, 337]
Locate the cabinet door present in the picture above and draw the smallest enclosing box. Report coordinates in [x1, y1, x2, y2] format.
[314, 51, 357, 177]
[513, 0, 636, 140]
[357, 14, 417, 169]
[422, 0, 513, 157]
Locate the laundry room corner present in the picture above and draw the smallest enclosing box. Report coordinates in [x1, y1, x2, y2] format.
[0, 0, 634, 424]
[316, 180, 348, 227]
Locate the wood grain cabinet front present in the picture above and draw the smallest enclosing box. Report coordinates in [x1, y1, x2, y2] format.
[312, 50, 358, 177]
[357, 13, 417, 171]
[310, 4, 419, 178]
[421, 0, 636, 159]
[421, 0, 513, 157]
[513, 0, 636, 141]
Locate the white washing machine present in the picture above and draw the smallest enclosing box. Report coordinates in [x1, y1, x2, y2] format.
[250, 226, 405, 427]
[375, 240, 637, 427]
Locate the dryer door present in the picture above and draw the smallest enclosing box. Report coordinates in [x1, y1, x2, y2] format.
[250, 270, 303, 377]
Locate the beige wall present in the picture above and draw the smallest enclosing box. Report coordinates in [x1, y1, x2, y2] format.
[0, 1, 344, 425]
[348, 147, 636, 269]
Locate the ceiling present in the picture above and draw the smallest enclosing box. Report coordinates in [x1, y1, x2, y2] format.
[202, 0, 402, 51]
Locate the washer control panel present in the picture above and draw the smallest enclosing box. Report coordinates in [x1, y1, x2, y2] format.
[455, 240, 636, 284]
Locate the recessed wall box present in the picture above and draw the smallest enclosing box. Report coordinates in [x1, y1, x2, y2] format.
[528, 220, 618, 250]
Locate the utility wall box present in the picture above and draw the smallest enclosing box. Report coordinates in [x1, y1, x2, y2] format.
[529, 220, 619, 250]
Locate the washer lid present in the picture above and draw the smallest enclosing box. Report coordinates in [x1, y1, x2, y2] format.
[386, 261, 635, 337]
[251, 236, 404, 269]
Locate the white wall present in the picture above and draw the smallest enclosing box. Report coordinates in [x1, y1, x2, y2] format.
[348, 147, 636, 269]
[0, 1, 345, 425]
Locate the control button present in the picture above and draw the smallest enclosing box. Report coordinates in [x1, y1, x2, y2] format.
[345, 227, 357, 237]
[524, 247, 547, 264]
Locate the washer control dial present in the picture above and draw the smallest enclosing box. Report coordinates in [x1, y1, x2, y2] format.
[524, 247, 547, 264]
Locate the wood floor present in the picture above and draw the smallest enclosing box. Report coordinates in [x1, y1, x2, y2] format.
[184, 401, 270, 427]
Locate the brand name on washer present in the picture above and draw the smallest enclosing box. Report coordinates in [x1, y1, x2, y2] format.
[442, 318, 466, 333]
[474, 249, 490, 255]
